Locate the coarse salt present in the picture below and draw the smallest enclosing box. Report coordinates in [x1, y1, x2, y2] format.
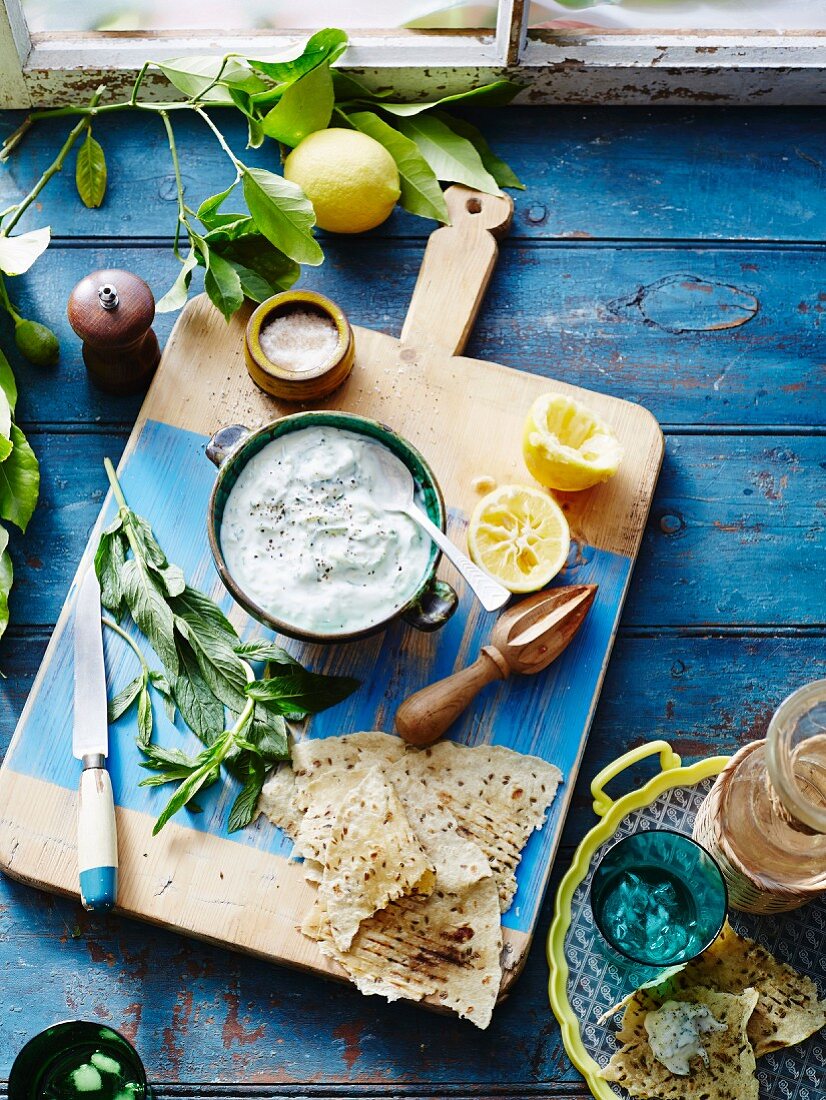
[259, 308, 338, 373]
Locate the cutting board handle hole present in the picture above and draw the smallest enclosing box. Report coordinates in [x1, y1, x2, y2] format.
[466, 197, 483, 214]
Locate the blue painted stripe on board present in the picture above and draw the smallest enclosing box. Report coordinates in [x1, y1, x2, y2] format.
[6, 419, 632, 935]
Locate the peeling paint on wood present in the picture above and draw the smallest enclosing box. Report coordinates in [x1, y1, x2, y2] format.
[608, 274, 759, 333]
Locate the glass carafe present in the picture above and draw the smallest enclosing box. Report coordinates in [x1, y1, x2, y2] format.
[693, 680, 826, 913]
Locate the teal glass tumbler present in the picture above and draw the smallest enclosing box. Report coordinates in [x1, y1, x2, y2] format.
[591, 829, 728, 967]
[9, 1021, 150, 1100]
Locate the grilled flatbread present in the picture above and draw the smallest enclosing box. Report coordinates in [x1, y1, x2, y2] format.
[602, 985, 759, 1100]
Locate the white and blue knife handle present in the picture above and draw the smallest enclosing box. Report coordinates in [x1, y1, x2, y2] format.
[78, 754, 118, 912]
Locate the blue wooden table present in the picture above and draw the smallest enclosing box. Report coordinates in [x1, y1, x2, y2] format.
[0, 105, 824, 1095]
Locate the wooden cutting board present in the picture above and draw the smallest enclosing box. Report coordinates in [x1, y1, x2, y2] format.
[0, 186, 663, 1004]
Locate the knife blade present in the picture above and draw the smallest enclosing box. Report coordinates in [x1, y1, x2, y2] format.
[73, 567, 108, 761]
[73, 566, 118, 912]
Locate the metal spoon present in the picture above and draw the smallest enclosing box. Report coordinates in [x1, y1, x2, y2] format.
[373, 448, 510, 612]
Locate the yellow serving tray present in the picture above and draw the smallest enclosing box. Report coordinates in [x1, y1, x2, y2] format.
[546, 741, 730, 1099]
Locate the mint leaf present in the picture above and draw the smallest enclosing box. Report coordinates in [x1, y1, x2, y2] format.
[261, 62, 334, 146]
[204, 250, 244, 321]
[242, 167, 323, 266]
[169, 586, 239, 648]
[75, 131, 107, 208]
[108, 674, 143, 723]
[347, 111, 448, 223]
[137, 686, 153, 747]
[172, 638, 224, 742]
[247, 670, 359, 717]
[394, 115, 501, 196]
[121, 558, 178, 675]
[435, 112, 524, 190]
[95, 528, 127, 617]
[234, 640, 299, 666]
[0, 424, 39, 533]
[228, 753, 265, 832]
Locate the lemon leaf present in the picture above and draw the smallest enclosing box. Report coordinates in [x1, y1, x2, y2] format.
[0, 522, 12, 643]
[242, 167, 322, 266]
[0, 423, 39, 533]
[0, 386, 11, 463]
[75, 131, 107, 208]
[435, 112, 524, 190]
[156, 56, 265, 103]
[375, 80, 520, 116]
[261, 62, 334, 147]
[156, 250, 198, 314]
[204, 250, 244, 321]
[0, 350, 17, 414]
[0, 226, 50, 276]
[346, 111, 449, 224]
[248, 28, 347, 83]
[393, 116, 500, 196]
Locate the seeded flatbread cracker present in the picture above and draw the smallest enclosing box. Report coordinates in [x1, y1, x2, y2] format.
[602, 985, 759, 1100]
[608, 922, 826, 1059]
[319, 766, 435, 951]
[680, 922, 826, 1056]
[258, 731, 405, 852]
[305, 857, 503, 1028]
[393, 741, 562, 911]
[259, 764, 302, 839]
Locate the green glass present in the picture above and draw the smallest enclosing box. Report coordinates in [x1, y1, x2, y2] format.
[591, 829, 728, 966]
[9, 1022, 149, 1100]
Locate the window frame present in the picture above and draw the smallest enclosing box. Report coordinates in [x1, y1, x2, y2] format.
[1, 0, 825, 108]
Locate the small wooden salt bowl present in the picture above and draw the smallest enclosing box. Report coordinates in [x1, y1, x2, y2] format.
[244, 290, 355, 401]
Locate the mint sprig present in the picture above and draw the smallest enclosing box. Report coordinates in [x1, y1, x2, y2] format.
[97, 457, 359, 833]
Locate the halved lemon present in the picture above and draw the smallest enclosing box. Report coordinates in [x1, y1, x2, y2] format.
[467, 484, 570, 593]
[523, 392, 623, 492]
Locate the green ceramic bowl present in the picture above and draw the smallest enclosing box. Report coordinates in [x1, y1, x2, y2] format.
[206, 411, 458, 643]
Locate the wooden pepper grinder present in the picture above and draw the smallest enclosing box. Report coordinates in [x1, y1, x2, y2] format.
[67, 268, 161, 395]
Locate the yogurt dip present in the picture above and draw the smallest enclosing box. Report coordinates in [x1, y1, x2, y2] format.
[220, 426, 433, 635]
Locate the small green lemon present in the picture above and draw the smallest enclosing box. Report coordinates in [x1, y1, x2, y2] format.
[284, 128, 401, 234]
[15, 317, 60, 367]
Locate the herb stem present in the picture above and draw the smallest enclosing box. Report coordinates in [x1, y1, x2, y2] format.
[0, 272, 20, 322]
[102, 616, 149, 673]
[3, 86, 105, 235]
[194, 106, 242, 170]
[103, 456, 144, 562]
[159, 111, 187, 259]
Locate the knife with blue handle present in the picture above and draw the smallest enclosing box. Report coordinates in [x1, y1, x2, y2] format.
[73, 567, 118, 912]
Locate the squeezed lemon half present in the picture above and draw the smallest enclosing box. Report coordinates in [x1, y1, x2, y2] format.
[467, 484, 570, 593]
[523, 392, 623, 492]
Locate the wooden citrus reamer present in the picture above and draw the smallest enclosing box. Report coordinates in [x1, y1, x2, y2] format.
[396, 584, 598, 745]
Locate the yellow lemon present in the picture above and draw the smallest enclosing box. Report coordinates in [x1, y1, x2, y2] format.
[283, 128, 401, 234]
[467, 484, 570, 593]
[523, 392, 623, 492]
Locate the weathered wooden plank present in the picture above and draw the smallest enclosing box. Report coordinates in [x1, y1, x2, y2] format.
[3, 243, 824, 431]
[0, 634, 821, 1084]
[1, 430, 821, 633]
[2, 108, 826, 243]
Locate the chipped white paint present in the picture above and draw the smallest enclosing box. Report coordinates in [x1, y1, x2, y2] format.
[1, 3, 826, 107]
